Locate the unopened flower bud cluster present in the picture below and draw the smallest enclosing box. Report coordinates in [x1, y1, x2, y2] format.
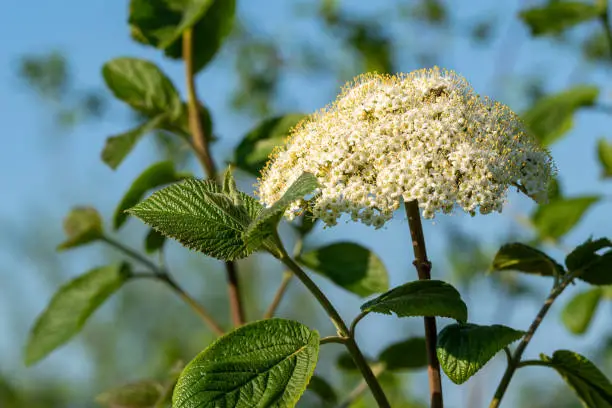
[257, 67, 555, 228]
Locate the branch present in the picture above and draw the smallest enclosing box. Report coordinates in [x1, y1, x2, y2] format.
[182, 29, 245, 327]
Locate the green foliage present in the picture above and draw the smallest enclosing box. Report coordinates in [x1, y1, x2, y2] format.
[360, 280, 468, 323]
[378, 337, 428, 371]
[561, 288, 602, 335]
[523, 86, 599, 146]
[57, 206, 104, 250]
[244, 173, 319, 252]
[541, 350, 612, 407]
[114, 161, 188, 229]
[221, 166, 242, 206]
[102, 57, 182, 119]
[565, 238, 612, 285]
[519, 2, 604, 36]
[128, 178, 262, 261]
[25, 263, 131, 365]
[101, 115, 168, 170]
[129, 0, 236, 73]
[18, 51, 68, 100]
[437, 323, 524, 384]
[234, 114, 306, 176]
[172, 319, 319, 408]
[297, 242, 389, 297]
[597, 138, 612, 178]
[144, 228, 166, 253]
[490, 242, 565, 276]
[532, 196, 600, 240]
[306, 375, 337, 406]
[95, 380, 164, 408]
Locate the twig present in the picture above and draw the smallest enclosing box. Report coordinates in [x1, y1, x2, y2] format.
[102, 235, 224, 336]
[182, 29, 245, 327]
[404, 200, 443, 408]
[349, 311, 369, 338]
[279, 249, 390, 408]
[320, 336, 349, 345]
[488, 275, 573, 408]
[263, 271, 293, 319]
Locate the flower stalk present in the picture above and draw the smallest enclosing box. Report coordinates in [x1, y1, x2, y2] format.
[404, 200, 443, 408]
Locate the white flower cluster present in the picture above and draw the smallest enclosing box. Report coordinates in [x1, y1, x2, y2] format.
[257, 68, 555, 228]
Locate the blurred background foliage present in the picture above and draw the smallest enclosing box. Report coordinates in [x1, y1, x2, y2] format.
[2, 0, 612, 407]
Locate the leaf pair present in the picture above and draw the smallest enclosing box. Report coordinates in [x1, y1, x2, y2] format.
[128, 171, 319, 261]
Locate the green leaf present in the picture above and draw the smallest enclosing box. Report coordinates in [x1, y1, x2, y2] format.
[597, 138, 612, 178]
[129, 0, 236, 73]
[378, 337, 427, 371]
[128, 178, 262, 261]
[297, 242, 388, 297]
[172, 319, 319, 408]
[523, 86, 599, 146]
[336, 352, 359, 371]
[102, 58, 182, 119]
[293, 210, 318, 236]
[542, 350, 612, 407]
[144, 228, 166, 254]
[222, 165, 242, 206]
[490, 242, 564, 277]
[57, 206, 104, 250]
[360, 280, 468, 323]
[306, 375, 337, 405]
[244, 173, 319, 251]
[114, 161, 188, 229]
[561, 288, 602, 335]
[437, 323, 525, 384]
[96, 380, 164, 408]
[25, 263, 131, 365]
[101, 114, 167, 170]
[566, 238, 612, 271]
[234, 114, 306, 176]
[532, 196, 599, 240]
[519, 2, 604, 37]
[566, 238, 612, 285]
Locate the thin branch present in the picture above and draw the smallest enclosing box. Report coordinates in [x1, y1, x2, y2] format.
[263, 271, 293, 319]
[101, 235, 224, 336]
[182, 29, 245, 327]
[404, 200, 443, 408]
[279, 250, 390, 408]
[320, 336, 349, 345]
[489, 275, 574, 408]
[517, 360, 553, 369]
[349, 311, 369, 338]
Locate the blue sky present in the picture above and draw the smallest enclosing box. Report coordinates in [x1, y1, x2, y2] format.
[1, 0, 612, 407]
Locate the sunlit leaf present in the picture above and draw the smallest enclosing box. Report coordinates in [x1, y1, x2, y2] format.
[173, 319, 319, 408]
[102, 58, 182, 119]
[25, 264, 131, 365]
[128, 179, 262, 261]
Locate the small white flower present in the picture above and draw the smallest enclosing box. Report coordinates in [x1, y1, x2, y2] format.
[257, 67, 555, 228]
